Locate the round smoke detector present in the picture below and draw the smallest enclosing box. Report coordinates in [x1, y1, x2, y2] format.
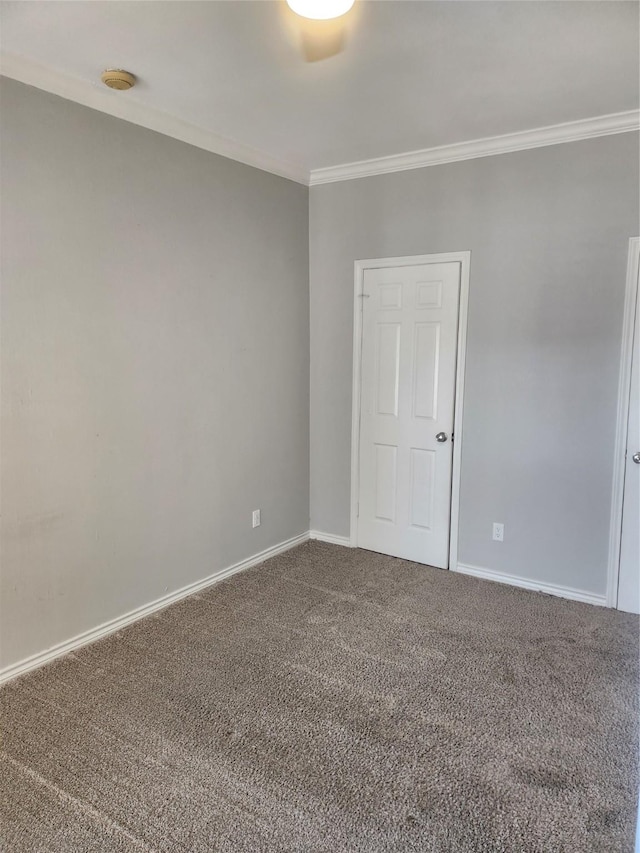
[101, 69, 136, 91]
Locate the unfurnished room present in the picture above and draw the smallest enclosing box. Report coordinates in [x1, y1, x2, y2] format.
[0, 1, 639, 851]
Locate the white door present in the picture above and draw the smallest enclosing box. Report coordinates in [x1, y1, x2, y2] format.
[618, 281, 640, 614]
[357, 261, 461, 567]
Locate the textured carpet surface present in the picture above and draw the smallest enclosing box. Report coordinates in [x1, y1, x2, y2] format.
[1, 541, 638, 852]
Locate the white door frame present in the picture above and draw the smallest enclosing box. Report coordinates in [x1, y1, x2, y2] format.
[607, 236, 640, 608]
[349, 251, 471, 569]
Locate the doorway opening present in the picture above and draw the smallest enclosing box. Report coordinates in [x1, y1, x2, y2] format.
[608, 236, 640, 613]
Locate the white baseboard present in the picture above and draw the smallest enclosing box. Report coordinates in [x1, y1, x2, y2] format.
[2, 537, 606, 685]
[309, 530, 354, 548]
[453, 563, 607, 607]
[0, 531, 309, 686]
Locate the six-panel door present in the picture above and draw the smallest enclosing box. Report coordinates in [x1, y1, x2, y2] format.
[357, 262, 461, 567]
[618, 277, 640, 614]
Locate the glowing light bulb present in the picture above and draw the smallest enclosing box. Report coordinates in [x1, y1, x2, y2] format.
[286, 0, 355, 21]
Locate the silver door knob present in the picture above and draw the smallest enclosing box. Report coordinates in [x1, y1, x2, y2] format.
[436, 432, 448, 443]
[633, 452, 640, 464]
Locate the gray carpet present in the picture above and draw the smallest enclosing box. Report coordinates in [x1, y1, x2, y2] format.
[1, 541, 638, 852]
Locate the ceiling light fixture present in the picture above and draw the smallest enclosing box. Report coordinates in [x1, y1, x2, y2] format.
[286, 0, 355, 21]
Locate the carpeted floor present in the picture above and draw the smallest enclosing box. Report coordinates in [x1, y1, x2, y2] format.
[1, 541, 638, 852]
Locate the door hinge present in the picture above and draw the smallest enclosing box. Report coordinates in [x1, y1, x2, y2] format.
[358, 293, 370, 299]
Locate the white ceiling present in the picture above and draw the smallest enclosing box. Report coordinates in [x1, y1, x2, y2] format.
[1, 1, 638, 183]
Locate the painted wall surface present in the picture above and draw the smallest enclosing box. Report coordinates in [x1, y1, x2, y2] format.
[0, 79, 310, 669]
[310, 132, 639, 595]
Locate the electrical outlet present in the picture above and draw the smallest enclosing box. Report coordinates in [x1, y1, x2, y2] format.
[492, 522, 504, 542]
[252, 509, 261, 528]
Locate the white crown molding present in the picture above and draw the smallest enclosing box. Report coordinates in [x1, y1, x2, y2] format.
[0, 531, 309, 685]
[309, 110, 640, 186]
[453, 563, 606, 608]
[3, 52, 638, 189]
[0, 52, 309, 186]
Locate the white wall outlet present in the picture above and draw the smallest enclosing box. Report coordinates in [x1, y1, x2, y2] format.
[252, 509, 261, 528]
[492, 522, 504, 542]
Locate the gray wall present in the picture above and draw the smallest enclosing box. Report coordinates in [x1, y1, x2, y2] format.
[310, 133, 639, 595]
[0, 79, 310, 669]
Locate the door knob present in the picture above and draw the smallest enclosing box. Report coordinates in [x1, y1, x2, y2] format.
[633, 452, 640, 464]
[436, 432, 448, 443]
